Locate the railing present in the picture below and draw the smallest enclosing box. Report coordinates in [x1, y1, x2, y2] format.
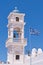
[13, 38, 25, 43]
[6, 38, 27, 46]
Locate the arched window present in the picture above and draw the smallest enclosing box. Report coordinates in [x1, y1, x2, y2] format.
[16, 17, 19, 21]
[13, 30, 19, 38]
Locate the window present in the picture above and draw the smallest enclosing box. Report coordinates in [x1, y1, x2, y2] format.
[16, 17, 19, 21]
[13, 30, 19, 38]
[16, 55, 20, 60]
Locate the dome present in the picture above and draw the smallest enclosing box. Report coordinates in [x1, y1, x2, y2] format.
[32, 48, 37, 53]
[13, 7, 19, 13]
[32, 48, 37, 57]
[38, 48, 42, 55]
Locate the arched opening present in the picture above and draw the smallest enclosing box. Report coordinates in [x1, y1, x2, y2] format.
[13, 27, 22, 40]
[16, 17, 19, 21]
[13, 30, 19, 38]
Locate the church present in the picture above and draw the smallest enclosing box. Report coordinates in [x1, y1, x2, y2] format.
[0, 7, 43, 65]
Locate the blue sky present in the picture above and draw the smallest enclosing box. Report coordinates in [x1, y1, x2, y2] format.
[0, 0, 43, 62]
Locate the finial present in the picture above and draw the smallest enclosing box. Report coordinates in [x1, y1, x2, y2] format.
[13, 7, 19, 13]
[15, 7, 18, 10]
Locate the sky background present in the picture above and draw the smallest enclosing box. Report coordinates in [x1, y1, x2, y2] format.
[0, 0, 43, 62]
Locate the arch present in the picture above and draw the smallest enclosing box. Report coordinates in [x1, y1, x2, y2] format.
[13, 27, 21, 38]
[16, 17, 19, 21]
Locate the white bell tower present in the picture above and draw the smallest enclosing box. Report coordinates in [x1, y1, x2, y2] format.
[6, 7, 27, 64]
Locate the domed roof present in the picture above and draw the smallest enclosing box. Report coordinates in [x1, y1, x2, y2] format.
[38, 48, 42, 54]
[13, 7, 19, 13]
[32, 48, 37, 57]
[32, 48, 37, 53]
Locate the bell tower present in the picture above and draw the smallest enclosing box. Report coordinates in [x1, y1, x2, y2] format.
[6, 7, 27, 64]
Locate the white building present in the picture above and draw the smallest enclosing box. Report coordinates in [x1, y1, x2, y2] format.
[0, 7, 43, 65]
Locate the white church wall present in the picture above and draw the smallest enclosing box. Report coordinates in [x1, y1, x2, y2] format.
[14, 55, 24, 64]
[7, 53, 14, 64]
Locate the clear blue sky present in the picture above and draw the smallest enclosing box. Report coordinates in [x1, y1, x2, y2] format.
[0, 0, 43, 62]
